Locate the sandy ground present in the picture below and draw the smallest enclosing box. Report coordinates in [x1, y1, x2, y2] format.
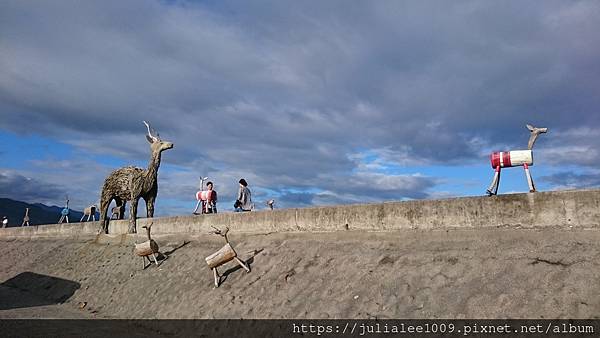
[1, 227, 599, 319]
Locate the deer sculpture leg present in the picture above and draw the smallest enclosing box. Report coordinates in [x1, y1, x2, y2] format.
[99, 197, 111, 233]
[213, 268, 219, 288]
[145, 196, 155, 218]
[486, 165, 501, 196]
[192, 200, 202, 214]
[129, 199, 139, 234]
[234, 257, 251, 272]
[524, 163, 535, 192]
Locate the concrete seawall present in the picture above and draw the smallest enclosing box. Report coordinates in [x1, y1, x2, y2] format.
[2, 189, 599, 239]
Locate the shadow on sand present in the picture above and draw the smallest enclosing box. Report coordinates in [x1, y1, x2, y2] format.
[0, 271, 80, 310]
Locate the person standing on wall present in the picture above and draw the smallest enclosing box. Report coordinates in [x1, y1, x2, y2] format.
[235, 178, 253, 212]
[204, 181, 218, 214]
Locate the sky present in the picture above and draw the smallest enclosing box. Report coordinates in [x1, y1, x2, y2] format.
[1, 0, 599, 216]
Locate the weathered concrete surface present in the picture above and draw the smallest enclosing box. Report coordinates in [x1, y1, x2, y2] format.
[1, 189, 599, 239]
[1, 228, 599, 319]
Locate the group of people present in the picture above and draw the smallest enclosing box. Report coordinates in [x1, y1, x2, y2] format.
[194, 178, 253, 215]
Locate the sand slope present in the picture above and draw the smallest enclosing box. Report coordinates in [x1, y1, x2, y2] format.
[1, 228, 599, 319]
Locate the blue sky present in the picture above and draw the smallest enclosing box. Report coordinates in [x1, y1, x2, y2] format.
[1, 1, 599, 215]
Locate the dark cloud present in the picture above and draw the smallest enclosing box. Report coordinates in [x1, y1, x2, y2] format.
[540, 171, 600, 190]
[0, 171, 66, 204]
[1, 1, 599, 208]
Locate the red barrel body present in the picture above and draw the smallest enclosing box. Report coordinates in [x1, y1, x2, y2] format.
[490, 150, 533, 168]
[196, 190, 215, 201]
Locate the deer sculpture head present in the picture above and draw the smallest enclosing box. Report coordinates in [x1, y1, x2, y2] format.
[143, 121, 174, 155]
[526, 124, 548, 150]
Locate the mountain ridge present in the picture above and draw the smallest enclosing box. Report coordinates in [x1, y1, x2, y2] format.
[0, 198, 87, 227]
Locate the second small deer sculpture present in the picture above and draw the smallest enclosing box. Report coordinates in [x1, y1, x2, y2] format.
[486, 124, 548, 196]
[134, 222, 160, 269]
[80, 205, 97, 222]
[205, 226, 250, 287]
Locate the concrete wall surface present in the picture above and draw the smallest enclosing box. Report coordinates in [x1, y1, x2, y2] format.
[1, 189, 599, 239]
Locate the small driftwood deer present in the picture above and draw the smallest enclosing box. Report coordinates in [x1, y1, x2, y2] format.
[99, 121, 173, 234]
[266, 199, 275, 210]
[133, 223, 160, 269]
[110, 204, 124, 220]
[80, 205, 97, 222]
[486, 124, 548, 196]
[205, 226, 250, 288]
[21, 208, 30, 227]
[58, 197, 70, 224]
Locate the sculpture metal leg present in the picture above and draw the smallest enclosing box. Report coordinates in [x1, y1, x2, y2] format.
[192, 200, 202, 214]
[487, 166, 501, 196]
[81, 215, 85, 222]
[524, 163, 535, 192]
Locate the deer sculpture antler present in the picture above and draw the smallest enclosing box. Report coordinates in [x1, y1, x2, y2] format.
[211, 226, 230, 243]
[143, 120, 160, 142]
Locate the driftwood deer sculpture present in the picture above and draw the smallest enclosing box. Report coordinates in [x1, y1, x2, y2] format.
[58, 197, 70, 224]
[205, 226, 250, 287]
[80, 205, 97, 222]
[266, 199, 275, 210]
[110, 204, 124, 220]
[134, 223, 160, 269]
[486, 124, 548, 196]
[21, 208, 30, 227]
[99, 121, 173, 234]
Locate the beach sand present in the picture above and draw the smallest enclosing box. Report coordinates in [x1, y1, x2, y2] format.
[1, 227, 599, 319]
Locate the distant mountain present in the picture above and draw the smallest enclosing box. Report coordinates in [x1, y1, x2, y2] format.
[0, 198, 89, 227]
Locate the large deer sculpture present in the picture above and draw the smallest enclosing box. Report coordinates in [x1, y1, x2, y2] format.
[99, 121, 173, 234]
[486, 124, 547, 196]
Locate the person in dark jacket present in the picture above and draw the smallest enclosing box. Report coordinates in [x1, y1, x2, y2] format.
[235, 178, 253, 212]
[203, 181, 218, 214]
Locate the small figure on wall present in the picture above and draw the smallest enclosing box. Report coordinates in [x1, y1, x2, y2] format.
[486, 124, 548, 196]
[2, 216, 8, 228]
[22, 208, 30, 226]
[110, 203, 125, 220]
[203, 181, 218, 214]
[58, 197, 70, 224]
[80, 205, 97, 222]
